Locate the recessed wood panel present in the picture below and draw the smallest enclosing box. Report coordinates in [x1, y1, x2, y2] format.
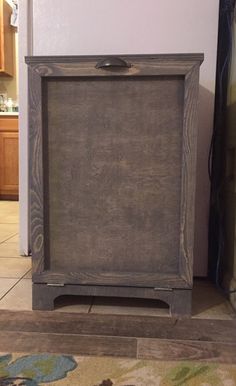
[43, 76, 184, 276]
[0, 131, 18, 196]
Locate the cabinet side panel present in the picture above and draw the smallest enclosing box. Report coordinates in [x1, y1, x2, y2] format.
[179, 65, 200, 284]
[29, 68, 45, 274]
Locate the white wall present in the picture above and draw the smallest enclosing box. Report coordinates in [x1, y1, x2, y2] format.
[19, 0, 219, 275]
[1, 1, 18, 100]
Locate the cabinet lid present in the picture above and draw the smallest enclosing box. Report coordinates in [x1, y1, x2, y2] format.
[25, 53, 204, 65]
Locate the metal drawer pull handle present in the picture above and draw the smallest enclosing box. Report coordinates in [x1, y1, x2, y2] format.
[95, 57, 131, 69]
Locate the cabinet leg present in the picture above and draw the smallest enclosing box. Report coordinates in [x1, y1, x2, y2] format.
[32, 284, 55, 310]
[171, 289, 192, 318]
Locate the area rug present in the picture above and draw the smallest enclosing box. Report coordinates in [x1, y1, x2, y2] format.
[0, 353, 236, 386]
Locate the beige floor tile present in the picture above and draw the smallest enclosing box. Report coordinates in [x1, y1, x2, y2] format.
[0, 200, 18, 208]
[0, 201, 19, 223]
[90, 297, 169, 317]
[0, 278, 18, 299]
[0, 279, 32, 311]
[0, 224, 18, 243]
[192, 281, 235, 320]
[193, 303, 234, 320]
[0, 215, 19, 224]
[4, 234, 19, 243]
[54, 295, 92, 313]
[0, 258, 31, 278]
[0, 242, 21, 258]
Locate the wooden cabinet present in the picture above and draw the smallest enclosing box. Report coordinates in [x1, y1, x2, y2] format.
[26, 54, 203, 316]
[0, 0, 14, 76]
[0, 116, 18, 199]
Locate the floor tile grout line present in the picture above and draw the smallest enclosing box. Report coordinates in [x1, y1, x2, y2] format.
[21, 268, 32, 279]
[0, 233, 18, 245]
[0, 269, 32, 301]
[0, 278, 21, 301]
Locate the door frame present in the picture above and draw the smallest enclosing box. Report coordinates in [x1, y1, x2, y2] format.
[18, 0, 33, 255]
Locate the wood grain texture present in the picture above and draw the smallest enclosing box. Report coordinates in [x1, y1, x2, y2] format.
[29, 62, 198, 78]
[28, 67, 45, 274]
[32, 283, 191, 316]
[0, 310, 235, 344]
[25, 54, 204, 78]
[1, 331, 235, 362]
[179, 65, 200, 284]
[0, 309, 235, 363]
[27, 54, 203, 315]
[3, 331, 236, 363]
[137, 339, 236, 363]
[32, 271, 189, 288]
[0, 331, 137, 358]
[25, 54, 204, 64]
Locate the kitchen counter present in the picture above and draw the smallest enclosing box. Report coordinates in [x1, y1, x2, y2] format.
[0, 112, 18, 116]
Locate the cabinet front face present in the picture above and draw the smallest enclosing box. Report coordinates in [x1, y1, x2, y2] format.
[0, 131, 18, 198]
[28, 55, 202, 289]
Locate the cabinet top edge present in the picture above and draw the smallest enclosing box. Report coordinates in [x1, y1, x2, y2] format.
[25, 53, 204, 65]
[0, 112, 18, 117]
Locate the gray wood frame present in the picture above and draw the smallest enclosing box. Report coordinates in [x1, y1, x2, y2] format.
[26, 54, 203, 315]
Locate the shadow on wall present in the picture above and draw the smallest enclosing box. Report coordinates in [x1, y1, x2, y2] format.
[193, 85, 215, 276]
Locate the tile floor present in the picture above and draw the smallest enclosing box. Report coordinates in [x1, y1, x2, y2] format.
[0, 200, 235, 319]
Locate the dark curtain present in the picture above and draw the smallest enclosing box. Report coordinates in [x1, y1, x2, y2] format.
[208, 0, 236, 284]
